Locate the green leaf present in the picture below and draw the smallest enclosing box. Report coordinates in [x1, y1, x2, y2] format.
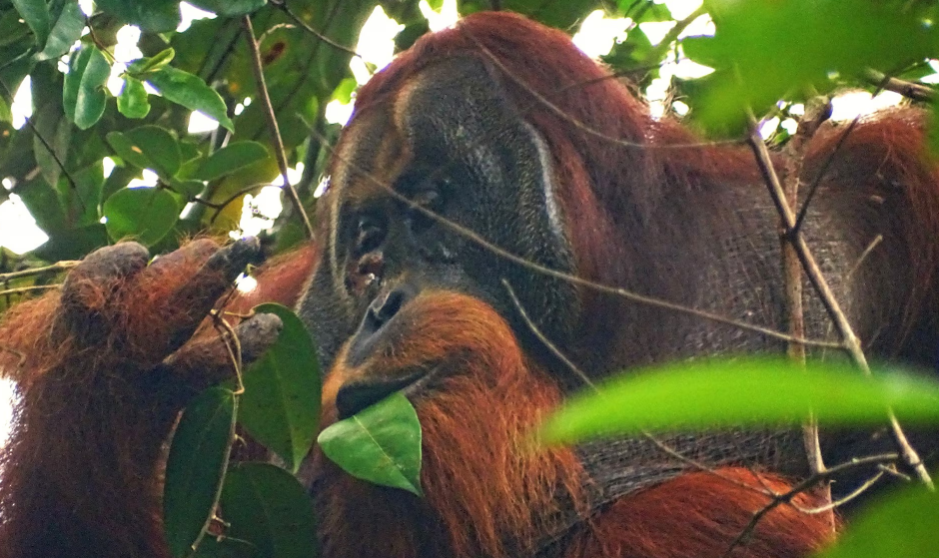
[0, 9, 32, 49]
[186, 0, 267, 17]
[37, 1, 84, 61]
[818, 481, 939, 558]
[238, 304, 320, 473]
[103, 186, 179, 245]
[0, 96, 12, 123]
[194, 141, 269, 182]
[16, 174, 67, 233]
[11, 0, 51, 47]
[96, 0, 181, 33]
[106, 125, 181, 178]
[539, 358, 939, 445]
[317, 392, 423, 496]
[164, 387, 237, 558]
[32, 112, 71, 189]
[63, 45, 111, 130]
[146, 66, 234, 132]
[117, 76, 151, 118]
[218, 463, 317, 558]
[126, 47, 176, 75]
[690, 0, 938, 130]
[170, 178, 205, 198]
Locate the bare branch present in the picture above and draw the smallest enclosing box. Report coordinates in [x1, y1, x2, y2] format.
[721, 453, 899, 558]
[269, 0, 362, 58]
[241, 16, 315, 240]
[0, 261, 79, 282]
[863, 69, 935, 103]
[644, 5, 708, 65]
[0, 284, 61, 297]
[777, 96, 834, 526]
[746, 112, 933, 489]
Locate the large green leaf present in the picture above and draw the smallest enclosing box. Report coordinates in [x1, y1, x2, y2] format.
[218, 463, 317, 558]
[818, 480, 939, 558]
[96, 0, 181, 33]
[11, 0, 50, 47]
[194, 141, 269, 181]
[106, 125, 181, 178]
[539, 358, 939, 445]
[103, 186, 179, 245]
[688, 0, 938, 130]
[164, 387, 238, 558]
[63, 45, 111, 130]
[317, 392, 423, 496]
[146, 66, 234, 132]
[37, 0, 84, 61]
[238, 303, 320, 473]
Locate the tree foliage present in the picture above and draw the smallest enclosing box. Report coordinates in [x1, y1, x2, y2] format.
[0, 1, 938, 557]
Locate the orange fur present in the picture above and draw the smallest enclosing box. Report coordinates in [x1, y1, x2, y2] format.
[317, 293, 585, 558]
[565, 468, 835, 558]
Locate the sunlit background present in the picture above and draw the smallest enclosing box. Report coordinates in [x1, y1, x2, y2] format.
[0, 0, 931, 444]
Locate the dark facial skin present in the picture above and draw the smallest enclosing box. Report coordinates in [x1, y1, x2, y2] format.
[297, 56, 579, 409]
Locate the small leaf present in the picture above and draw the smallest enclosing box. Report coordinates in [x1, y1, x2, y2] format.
[103, 186, 179, 245]
[219, 463, 317, 558]
[63, 46, 111, 130]
[106, 125, 181, 178]
[238, 304, 320, 473]
[170, 178, 205, 198]
[819, 481, 939, 558]
[164, 387, 237, 558]
[96, 0, 180, 33]
[186, 0, 268, 17]
[539, 358, 939, 445]
[11, 0, 50, 47]
[37, 0, 84, 61]
[127, 47, 176, 75]
[317, 392, 423, 496]
[146, 67, 234, 132]
[117, 76, 151, 118]
[194, 141, 269, 182]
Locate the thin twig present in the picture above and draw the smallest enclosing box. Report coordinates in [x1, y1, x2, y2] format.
[793, 471, 885, 514]
[778, 95, 834, 527]
[241, 16, 315, 240]
[503, 278, 773, 494]
[269, 0, 362, 58]
[210, 310, 245, 395]
[746, 112, 933, 489]
[1, 73, 84, 210]
[0, 261, 79, 282]
[0, 284, 60, 296]
[721, 453, 899, 558]
[863, 69, 934, 103]
[644, 5, 708, 65]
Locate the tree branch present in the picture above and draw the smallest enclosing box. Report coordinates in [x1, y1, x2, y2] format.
[863, 69, 935, 103]
[241, 16, 315, 240]
[746, 112, 933, 489]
